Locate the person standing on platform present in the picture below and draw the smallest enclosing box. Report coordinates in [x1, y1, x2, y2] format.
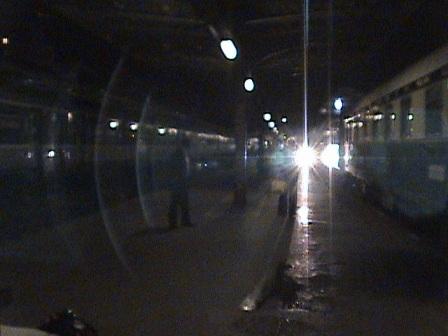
[168, 136, 193, 229]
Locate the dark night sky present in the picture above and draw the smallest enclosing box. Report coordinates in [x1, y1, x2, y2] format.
[1, 0, 447, 133]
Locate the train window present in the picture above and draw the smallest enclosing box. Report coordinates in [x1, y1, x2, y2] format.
[400, 96, 412, 138]
[425, 83, 443, 136]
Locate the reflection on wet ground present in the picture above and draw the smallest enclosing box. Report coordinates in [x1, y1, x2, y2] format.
[231, 165, 448, 335]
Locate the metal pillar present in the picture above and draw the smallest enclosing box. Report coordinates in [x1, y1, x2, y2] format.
[232, 64, 248, 207]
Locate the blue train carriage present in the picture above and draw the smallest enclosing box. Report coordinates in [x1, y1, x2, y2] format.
[99, 104, 236, 193]
[343, 44, 448, 220]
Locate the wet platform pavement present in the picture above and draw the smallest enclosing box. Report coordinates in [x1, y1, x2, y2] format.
[233, 165, 448, 335]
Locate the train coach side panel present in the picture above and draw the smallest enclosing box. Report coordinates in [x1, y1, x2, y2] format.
[385, 140, 448, 218]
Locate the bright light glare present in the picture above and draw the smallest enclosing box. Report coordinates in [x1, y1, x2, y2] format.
[295, 145, 316, 168]
[244, 78, 255, 92]
[109, 120, 119, 129]
[2, 37, 8, 45]
[334, 97, 343, 111]
[281, 117, 287, 123]
[320, 144, 340, 169]
[268, 121, 275, 128]
[157, 127, 167, 135]
[263, 113, 272, 121]
[298, 205, 309, 225]
[129, 122, 138, 131]
[47, 150, 55, 158]
[220, 39, 238, 60]
[408, 114, 414, 121]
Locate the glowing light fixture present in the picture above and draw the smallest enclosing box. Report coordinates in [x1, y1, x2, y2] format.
[47, 150, 56, 158]
[281, 116, 287, 123]
[407, 113, 414, 121]
[263, 113, 272, 121]
[109, 120, 119, 129]
[268, 121, 275, 129]
[373, 113, 383, 121]
[67, 112, 73, 122]
[129, 122, 138, 131]
[243, 78, 255, 92]
[2, 37, 8, 45]
[391, 113, 396, 120]
[157, 127, 167, 135]
[334, 97, 343, 112]
[320, 143, 340, 169]
[219, 39, 238, 60]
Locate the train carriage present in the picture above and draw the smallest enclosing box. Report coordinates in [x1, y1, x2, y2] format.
[344, 44, 448, 219]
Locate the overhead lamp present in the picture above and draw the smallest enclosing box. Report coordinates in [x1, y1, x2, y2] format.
[243, 78, 255, 92]
[219, 39, 238, 60]
[334, 97, 343, 112]
[129, 122, 138, 131]
[263, 113, 272, 121]
[109, 120, 119, 129]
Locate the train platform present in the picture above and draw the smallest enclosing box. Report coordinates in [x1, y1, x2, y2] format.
[0, 174, 294, 335]
[2, 165, 448, 335]
[236, 165, 448, 335]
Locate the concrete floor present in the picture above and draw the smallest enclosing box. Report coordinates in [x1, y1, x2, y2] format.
[2, 165, 448, 335]
[233, 165, 448, 335]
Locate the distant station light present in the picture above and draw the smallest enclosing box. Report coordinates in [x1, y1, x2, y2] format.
[67, 112, 73, 122]
[390, 113, 396, 120]
[407, 113, 414, 121]
[321, 144, 340, 169]
[47, 150, 56, 158]
[157, 127, 167, 135]
[243, 78, 255, 92]
[219, 39, 238, 60]
[295, 145, 316, 168]
[129, 122, 138, 131]
[281, 116, 287, 123]
[334, 97, 343, 112]
[2, 37, 9, 45]
[109, 120, 119, 129]
[263, 113, 272, 121]
[373, 113, 383, 121]
[268, 121, 275, 129]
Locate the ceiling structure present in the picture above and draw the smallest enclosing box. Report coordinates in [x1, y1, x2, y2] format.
[1, 0, 447, 132]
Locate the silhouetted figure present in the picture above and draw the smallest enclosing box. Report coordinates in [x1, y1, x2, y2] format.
[168, 137, 193, 228]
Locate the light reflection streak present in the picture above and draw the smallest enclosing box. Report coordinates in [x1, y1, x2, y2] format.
[297, 163, 310, 288]
[298, 163, 310, 226]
